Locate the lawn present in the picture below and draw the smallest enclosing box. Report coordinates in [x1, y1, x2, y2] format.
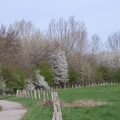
[1, 84, 120, 120]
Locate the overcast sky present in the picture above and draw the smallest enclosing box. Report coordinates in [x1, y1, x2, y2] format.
[0, 0, 120, 42]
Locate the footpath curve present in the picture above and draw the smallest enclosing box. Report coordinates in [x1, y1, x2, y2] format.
[0, 100, 27, 120]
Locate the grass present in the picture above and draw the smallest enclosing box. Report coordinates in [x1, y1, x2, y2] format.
[58, 84, 120, 120]
[0, 84, 120, 120]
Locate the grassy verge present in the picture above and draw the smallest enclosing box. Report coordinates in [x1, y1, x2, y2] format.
[1, 84, 120, 120]
[0, 94, 53, 120]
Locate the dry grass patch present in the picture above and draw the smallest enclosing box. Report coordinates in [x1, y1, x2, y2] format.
[37, 99, 109, 108]
[60, 100, 109, 107]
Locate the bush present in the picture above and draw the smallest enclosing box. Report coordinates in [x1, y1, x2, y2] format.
[1, 64, 25, 93]
[0, 79, 6, 95]
[113, 67, 120, 82]
[68, 69, 77, 84]
[97, 65, 120, 82]
[0, 63, 6, 95]
[25, 62, 54, 85]
[37, 62, 53, 85]
[97, 65, 109, 82]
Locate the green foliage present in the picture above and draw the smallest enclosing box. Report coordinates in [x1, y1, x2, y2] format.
[97, 64, 120, 82]
[57, 84, 120, 120]
[37, 62, 53, 84]
[0, 63, 6, 95]
[97, 65, 109, 81]
[97, 65, 120, 82]
[113, 67, 120, 82]
[1, 64, 25, 93]
[23, 62, 53, 85]
[68, 69, 77, 84]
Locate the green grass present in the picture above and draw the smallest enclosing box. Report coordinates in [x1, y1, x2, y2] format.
[1, 84, 120, 120]
[58, 84, 120, 120]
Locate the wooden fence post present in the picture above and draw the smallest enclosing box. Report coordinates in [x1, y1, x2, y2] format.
[38, 89, 41, 100]
[20, 90, 22, 97]
[51, 92, 62, 120]
[27, 90, 30, 98]
[30, 90, 33, 99]
[46, 91, 49, 100]
[16, 90, 19, 97]
[24, 90, 27, 98]
[43, 90, 46, 102]
[34, 90, 36, 100]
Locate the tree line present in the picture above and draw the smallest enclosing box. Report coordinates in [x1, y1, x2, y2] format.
[0, 16, 120, 93]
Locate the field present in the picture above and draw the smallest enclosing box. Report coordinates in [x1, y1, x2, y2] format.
[1, 84, 120, 120]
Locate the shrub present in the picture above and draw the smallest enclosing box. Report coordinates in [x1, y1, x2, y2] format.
[97, 65, 109, 82]
[0, 63, 6, 95]
[36, 62, 53, 85]
[68, 69, 77, 84]
[0, 79, 6, 95]
[113, 67, 120, 82]
[1, 64, 25, 93]
[25, 62, 53, 84]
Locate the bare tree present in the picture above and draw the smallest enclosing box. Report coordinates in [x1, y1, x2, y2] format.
[106, 31, 120, 52]
[9, 20, 47, 68]
[0, 25, 22, 66]
[89, 34, 102, 54]
[104, 31, 120, 69]
[47, 16, 88, 56]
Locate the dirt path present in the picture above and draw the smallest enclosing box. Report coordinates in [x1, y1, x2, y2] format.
[0, 100, 27, 120]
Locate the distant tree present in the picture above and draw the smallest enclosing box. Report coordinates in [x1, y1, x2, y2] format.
[106, 31, 120, 52]
[89, 34, 102, 54]
[99, 52, 120, 69]
[102, 31, 120, 69]
[9, 20, 47, 68]
[0, 25, 22, 66]
[47, 16, 88, 57]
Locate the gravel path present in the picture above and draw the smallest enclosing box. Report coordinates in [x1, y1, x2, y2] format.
[0, 100, 27, 120]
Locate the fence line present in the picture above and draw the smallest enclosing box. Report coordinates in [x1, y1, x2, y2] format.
[49, 81, 120, 90]
[16, 81, 120, 99]
[16, 81, 119, 120]
[16, 89, 50, 101]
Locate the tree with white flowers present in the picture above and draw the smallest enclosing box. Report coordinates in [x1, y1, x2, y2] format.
[50, 50, 69, 85]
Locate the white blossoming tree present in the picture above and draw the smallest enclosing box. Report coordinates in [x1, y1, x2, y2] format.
[25, 70, 50, 90]
[34, 70, 50, 90]
[98, 52, 120, 69]
[50, 50, 69, 86]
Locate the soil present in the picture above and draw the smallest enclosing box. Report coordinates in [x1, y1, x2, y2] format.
[0, 100, 27, 120]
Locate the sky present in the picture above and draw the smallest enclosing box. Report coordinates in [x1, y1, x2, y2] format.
[0, 0, 120, 43]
